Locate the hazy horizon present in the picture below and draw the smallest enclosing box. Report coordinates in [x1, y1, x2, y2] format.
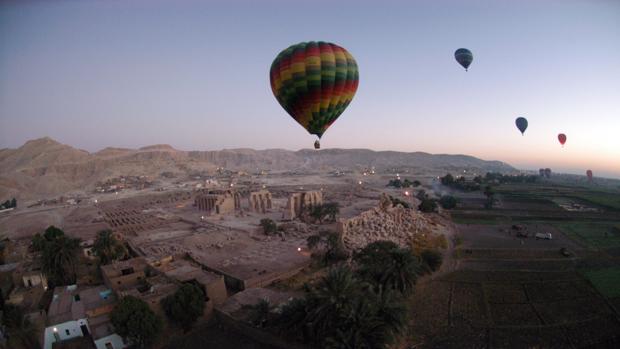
[4, 135, 619, 180]
[1, 0, 619, 178]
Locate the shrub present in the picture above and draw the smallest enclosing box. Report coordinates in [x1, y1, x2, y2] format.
[439, 195, 457, 209]
[260, 218, 278, 235]
[420, 249, 443, 272]
[418, 199, 438, 213]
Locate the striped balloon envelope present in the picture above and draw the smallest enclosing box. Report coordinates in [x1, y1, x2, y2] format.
[270, 41, 359, 147]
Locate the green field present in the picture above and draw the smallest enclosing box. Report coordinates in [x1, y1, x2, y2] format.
[570, 191, 620, 210]
[554, 222, 620, 249]
[494, 183, 620, 210]
[452, 215, 508, 225]
[583, 268, 620, 298]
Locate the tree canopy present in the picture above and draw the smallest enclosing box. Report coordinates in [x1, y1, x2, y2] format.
[418, 198, 438, 213]
[420, 249, 443, 272]
[274, 266, 408, 348]
[354, 241, 421, 294]
[0, 198, 16, 210]
[111, 296, 162, 349]
[92, 229, 127, 265]
[34, 226, 81, 286]
[161, 283, 206, 331]
[307, 230, 349, 265]
[309, 202, 340, 224]
[259, 218, 278, 235]
[439, 195, 457, 209]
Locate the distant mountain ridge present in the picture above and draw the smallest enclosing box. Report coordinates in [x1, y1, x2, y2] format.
[0, 137, 514, 199]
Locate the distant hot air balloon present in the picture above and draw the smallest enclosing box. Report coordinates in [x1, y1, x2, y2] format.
[454, 48, 473, 71]
[515, 117, 528, 135]
[586, 170, 593, 181]
[558, 133, 567, 147]
[270, 41, 359, 149]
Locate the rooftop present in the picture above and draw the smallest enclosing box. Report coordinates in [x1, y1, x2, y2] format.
[88, 313, 116, 340]
[160, 259, 221, 285]
[121, 274, 177, 300]
[100, 257, 149, 278]
[52, 335, 96, 349]
[47, 285, 116, 326]
[7, 284, 46, 312]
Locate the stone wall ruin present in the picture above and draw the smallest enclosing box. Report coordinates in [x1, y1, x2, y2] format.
[283, 191, 323, 220]
[195, 190, 241, 215]
[248, 190, 273, 213]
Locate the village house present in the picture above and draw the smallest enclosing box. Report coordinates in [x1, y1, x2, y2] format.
[43, 285, 126, 349]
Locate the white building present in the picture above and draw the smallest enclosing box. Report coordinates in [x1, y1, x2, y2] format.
[90, 314, 127, 349]
[43, 285, 127, 349]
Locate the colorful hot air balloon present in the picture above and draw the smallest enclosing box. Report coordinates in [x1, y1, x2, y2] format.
[586, 170, 593, 181]
[558, 133, 567, 147]
[515, 117, 528, 135]
[454, 48, 473, 71]
[270, 41, 359, 149]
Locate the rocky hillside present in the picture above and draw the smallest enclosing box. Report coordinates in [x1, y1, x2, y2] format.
[0, 137, 514, 200]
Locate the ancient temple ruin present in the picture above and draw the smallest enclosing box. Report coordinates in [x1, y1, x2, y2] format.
[248, 190, 272, 213]
[194, 190, 241, 215]
[283, 191, 323, 220]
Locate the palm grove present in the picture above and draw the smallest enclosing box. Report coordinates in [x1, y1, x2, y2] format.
[246, 201, 445, 348]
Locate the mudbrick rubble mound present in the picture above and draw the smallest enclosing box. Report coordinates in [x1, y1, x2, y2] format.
[337, 194, 446, 250]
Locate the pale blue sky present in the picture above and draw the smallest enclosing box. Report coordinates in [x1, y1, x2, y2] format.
[1, 0, 619, 177]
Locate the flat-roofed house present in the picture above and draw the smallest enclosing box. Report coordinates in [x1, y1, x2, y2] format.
[43, 285, 126, 349]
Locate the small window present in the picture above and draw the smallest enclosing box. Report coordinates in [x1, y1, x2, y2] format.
[105, 343, 113, 349]
[65, 329, 70, 336]
[74, 294, 81, 302]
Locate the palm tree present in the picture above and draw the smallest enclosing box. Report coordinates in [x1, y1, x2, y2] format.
[312, 276, 408, 349]
[371, 287, 408, 341]
[273, 297, 308, 339]
[355, 240, 421, 294]
[304, 266, 361, 342]
[275, 266, 410, 348]
[42, 235, 80, 285]
[92, 229, 127, 265]
[324, 297, 386, 349]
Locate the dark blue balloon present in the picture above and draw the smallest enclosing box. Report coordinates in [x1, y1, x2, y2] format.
[515, 117, 528, 135]
[455, 48, 473, 71]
